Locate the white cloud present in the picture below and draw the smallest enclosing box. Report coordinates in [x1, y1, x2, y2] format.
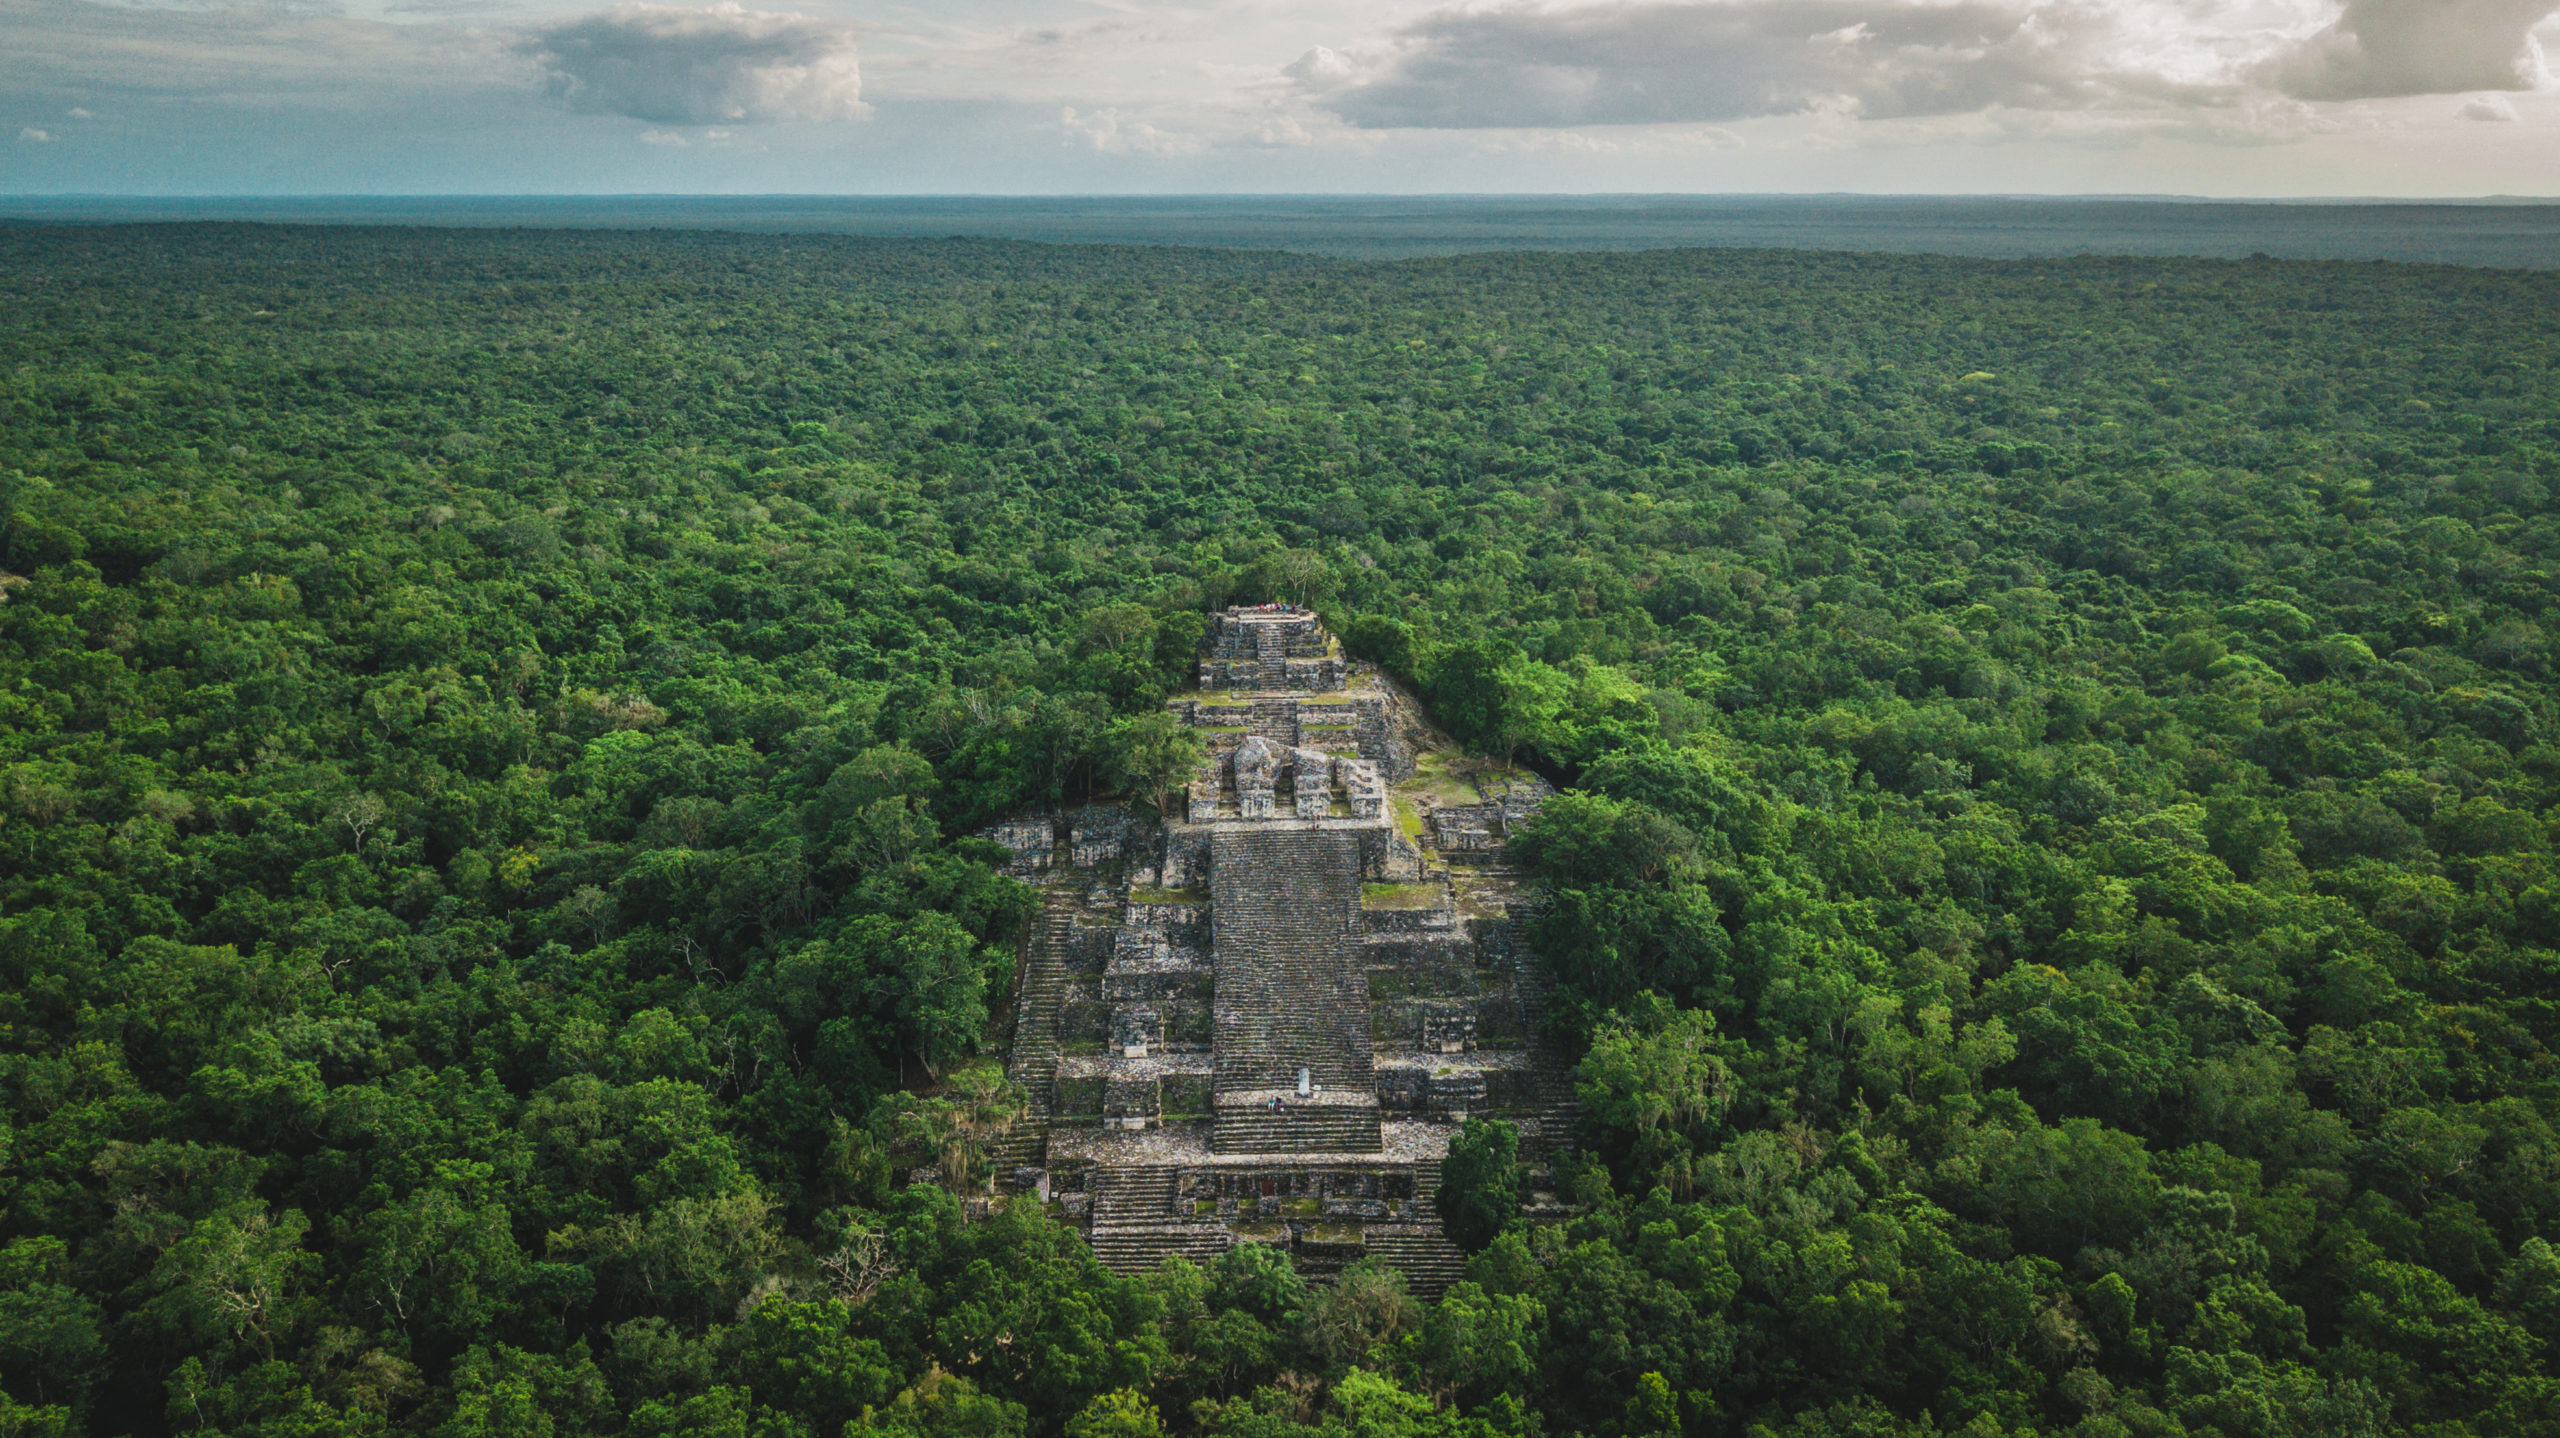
[1058, 105, 1206, 154]
[1284, 45, 1360, 88]
[65, 107, 91, 120]
[638, 127, 690, 144]
[523, 3, 869, 124]
[2460, 92, 2522, 119]
[18, 127, 55, 143]
[1293, 0, 2560, 130]
[2259, 0, 2553, 100]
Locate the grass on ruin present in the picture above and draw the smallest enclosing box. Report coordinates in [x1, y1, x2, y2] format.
[1391, 798, 1427, 842]
[1408, 752, 1495, 806]
[1129, 886, 1208, 905]
[1362, 883, 1446, 910]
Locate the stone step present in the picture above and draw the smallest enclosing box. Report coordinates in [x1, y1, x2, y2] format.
[1412, 1159, 1442, 1203]
[1212, 1103, 1384, 1155]
[1364, 1226, 1468, 1299]
[1211, 828, 1374, 1099]
[1090, 1164, 1181, 1223]
[1523, 1050, 1581, 1158]
[990, 888, 1079, 1169]
[1088, 1224, 1237, 1276]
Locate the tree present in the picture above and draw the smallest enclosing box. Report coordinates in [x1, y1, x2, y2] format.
[350, 1161, 531, 1355]
[735, 1301, 898, 1434]
[136, 1202, 320, 1365]
[1303, 1260, 1418, 1368]
[1065, 1389, 1161, 1438]
[1434, 1119, 1523, 1255]
[873, 1064, 1029, 1190]
[1340, 615, 1415, 676]
[0, 1236, 101, 1413]
[1575, 1006, 1735, 1193]
[1107, 712, 1206, 820]
[840, 912, 1000, 1077]
[1209, 1242, 1307, 1330]
[1413, 1281, 1542, 1408]
[1426, 642, 1567, 762]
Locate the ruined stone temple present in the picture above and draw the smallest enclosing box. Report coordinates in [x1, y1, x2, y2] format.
[981, 607, 1565, 1294]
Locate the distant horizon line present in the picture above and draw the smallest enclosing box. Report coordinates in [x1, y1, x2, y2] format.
[5, 191, 2560, 205]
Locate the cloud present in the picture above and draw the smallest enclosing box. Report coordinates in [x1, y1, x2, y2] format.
[1058, 105, 1206, 154]
[1295, 0, 2560, 130]
[65, 107, 91, 120]
[523, 3, 868, 124]
[1284, 45, 1361, 88]
[2259, 0, 2553, 100]
[1294, 1, 2203, 129]
[3, 1, 534, 113]
[2460, 92, 2521, 119]
[18, 127, 55, 143]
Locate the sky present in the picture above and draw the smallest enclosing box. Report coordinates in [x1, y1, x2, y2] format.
[5, 0, 2560, 195]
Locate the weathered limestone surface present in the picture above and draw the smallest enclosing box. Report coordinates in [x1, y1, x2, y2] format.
[1197, 606, 1346, 692]
[1211, 828, 1371, 1098]
[986, 608, 1563, 1295]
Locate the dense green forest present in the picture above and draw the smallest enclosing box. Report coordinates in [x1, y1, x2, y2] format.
[3, 224, 2560, 1438]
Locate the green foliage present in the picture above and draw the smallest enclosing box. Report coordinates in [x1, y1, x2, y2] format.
[6, 223, 2560, 1435]
[1109, 712, 1208, 820]
[1069, 1387, 1165, 1438]
[1434, 1119, 1523, 1255]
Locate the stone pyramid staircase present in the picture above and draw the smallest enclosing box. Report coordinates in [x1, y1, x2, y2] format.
[1256, 622, 1287, 689]
[989, 885, 1075, 1170]
[1210, 828, 1372, 1096]
[1494, 946, 1580, 1159]
[1363, 1159, 1467, 1296]
[1526, 1053, 1581, 1159]
[1086, 1165, 1235, 1275]
[1211, 1097, 1382, 1154]
[1249, 699, 1300, 743]
[1090, 1164, 1180, 1224]
[1363, 1227, 1467, 1297]
[1090, 1224, 1238, 1275]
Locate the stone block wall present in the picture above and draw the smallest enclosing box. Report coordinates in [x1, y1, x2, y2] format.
[1111, 1006, 1161, 1056]
[1429, 804, 1504, 851]
[1104, 1078, 1160, 1129]
[1338, 758, 1385, 820]
[1070, 805, 1136, 867]
[1361, 905, 1456, 935]
[1059, 979, 1111, 1048]
[978, 817, 1057, 875]
[1354, 825, 1427, 883]
[1161, 828, 1213, 889]
[1421, 1011, 1477, 1053]
[1063, 925, 1117, 974]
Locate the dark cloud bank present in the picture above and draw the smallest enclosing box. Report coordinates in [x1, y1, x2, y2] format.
[521, 2, 866, 124]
